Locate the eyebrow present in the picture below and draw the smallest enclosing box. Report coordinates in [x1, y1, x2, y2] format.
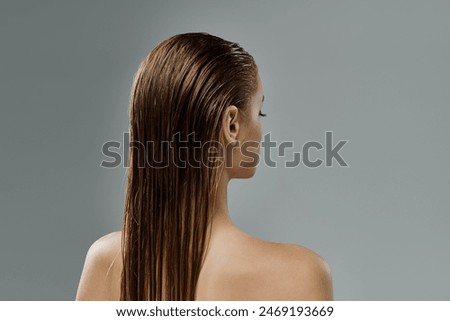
[261, 95, 265, 103]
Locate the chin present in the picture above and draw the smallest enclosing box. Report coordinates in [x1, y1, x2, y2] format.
[234, 167, 257, 179]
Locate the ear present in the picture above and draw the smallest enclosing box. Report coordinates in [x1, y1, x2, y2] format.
[222, 105, 240, 145]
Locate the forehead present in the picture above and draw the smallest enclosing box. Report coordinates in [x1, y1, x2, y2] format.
[257, 72, 263, 90]
[255, 73, 264, 98]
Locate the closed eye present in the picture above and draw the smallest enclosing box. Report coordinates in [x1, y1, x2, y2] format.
[259, 111, 267, 117]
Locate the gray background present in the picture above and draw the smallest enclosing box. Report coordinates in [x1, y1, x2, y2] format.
[1, 0, 449, 300]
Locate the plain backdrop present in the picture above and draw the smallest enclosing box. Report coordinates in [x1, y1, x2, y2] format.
[0, 0, 449, 300]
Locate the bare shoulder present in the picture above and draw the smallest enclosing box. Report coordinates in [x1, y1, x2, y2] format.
[205, 228, 333, 300]
[275, 242, 333, 300]
[232, 235, 333, 300]
[75, 231, 122, 301]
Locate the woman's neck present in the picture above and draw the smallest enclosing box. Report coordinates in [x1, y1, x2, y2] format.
[210, 172, 234, 232]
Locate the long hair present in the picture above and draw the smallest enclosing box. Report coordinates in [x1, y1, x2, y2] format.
[120, 32, 258, 300]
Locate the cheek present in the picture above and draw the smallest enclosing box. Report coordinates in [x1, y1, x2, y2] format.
[249, 120, 262, 157]
[247, 124, 259, 142]
[243, 114, 262, 143]
[254, 119, 262, 142]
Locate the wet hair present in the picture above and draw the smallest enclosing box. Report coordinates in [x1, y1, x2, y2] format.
[120, 32, 258, 300]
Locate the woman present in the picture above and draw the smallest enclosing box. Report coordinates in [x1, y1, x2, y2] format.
[76, 32, 333, 301]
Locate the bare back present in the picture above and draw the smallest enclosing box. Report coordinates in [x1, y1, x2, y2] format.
[76, 227, 333, 300]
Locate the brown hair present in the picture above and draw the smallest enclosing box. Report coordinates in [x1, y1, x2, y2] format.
[120, 32, 258, 300]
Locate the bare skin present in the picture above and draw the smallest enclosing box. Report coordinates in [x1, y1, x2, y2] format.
[76, 73, 333, 301]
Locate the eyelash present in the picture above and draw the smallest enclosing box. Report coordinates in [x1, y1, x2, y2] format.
[259, 111, 267, 117]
